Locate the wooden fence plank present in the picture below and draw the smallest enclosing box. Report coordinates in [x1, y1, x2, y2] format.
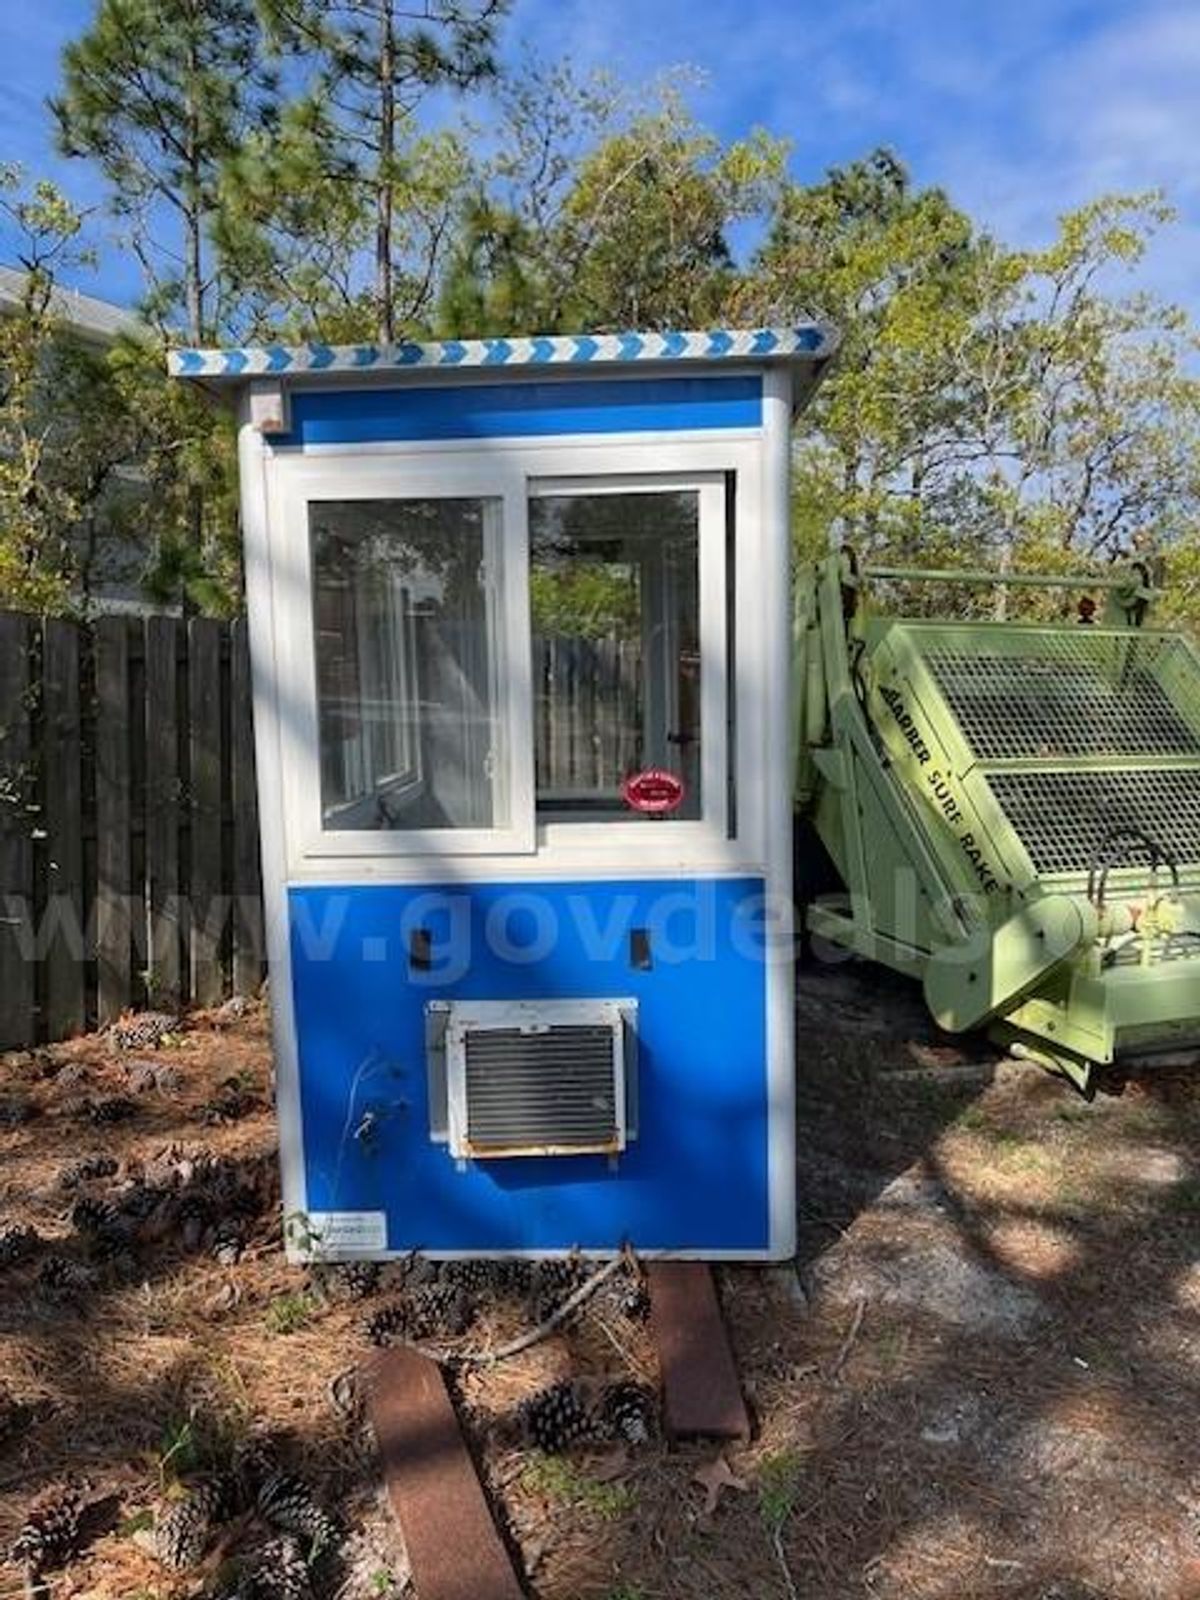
[95, 617, 132, 1026]
[145, 616, 181, 1011]
[43, 619, 85, 1037]
[189, 618, 223, 1006]
[0, 614, 34, 1047]
[230, 618, 262, 993]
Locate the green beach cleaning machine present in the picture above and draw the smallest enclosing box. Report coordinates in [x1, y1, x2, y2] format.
[793, 554, 1200, 1092]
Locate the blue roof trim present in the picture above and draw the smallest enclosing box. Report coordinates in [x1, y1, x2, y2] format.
[166, 324, 836, 381]
[272, 374, 763, 448]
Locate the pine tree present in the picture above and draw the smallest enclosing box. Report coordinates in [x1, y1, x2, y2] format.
[52, 0, 278, 345]
[256, 0, 508, 343]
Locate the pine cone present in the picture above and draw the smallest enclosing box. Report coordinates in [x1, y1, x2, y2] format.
[70, 1196, 122, 1237]
[210, 1219, 246, 1266]
[108, 1010, 180, 1051]
[10, 1483, 83, 1574]
[0, 1221, 40, 1267]
[202, 1087, 260, 1126]
[362, 1283, 473, 1347]
[51, 1062, 90, 1090]
[256, 1472, 340, 1559]
[232, 1433, 283, 1502]
[363, 1302, 409, 1348]
[86, 1095, 137, 1125]
[123, 1061, 161, 1094]
[35, 1254, 94, 1297]
[152, 1477, 234, 1570]
[237, 1534, 313, 1599]
[517, 1381, 597, 1453]
[528, 1256, 589, 1321]
[593, 1381, 656, 1446]
[407, 1282, 473, 1338]
[116, 1181, 171, 1228]
[142, 1141, 211, 1188]
[612, 1275, 651, 1323]
[440, 1258, 523, 1298]
[173, 1193, 214, 1250]
[325, 1261, 381, 1301]
[57, 1154, 119, 1190]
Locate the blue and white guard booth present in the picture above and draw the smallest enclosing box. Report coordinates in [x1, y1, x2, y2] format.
[171, 326, 835, 1261]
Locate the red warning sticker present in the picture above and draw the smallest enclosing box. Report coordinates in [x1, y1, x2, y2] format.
[621, 768, 686, 815]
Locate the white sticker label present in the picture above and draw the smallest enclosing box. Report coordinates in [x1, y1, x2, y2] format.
[304, 1211, 388, 1255]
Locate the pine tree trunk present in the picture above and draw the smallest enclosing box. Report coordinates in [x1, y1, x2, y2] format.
[182, 28, 203, 616]
[375, 1, 396, 346]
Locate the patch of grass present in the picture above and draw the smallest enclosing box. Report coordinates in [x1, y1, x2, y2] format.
[521, 1454, 636, 1520]
[605, 1587, 647, 1600]
[757, 1449, 805, 1531]
[156, 1416, 200, 1485]
[369, 1570, 406, 1597]
[264, 1290, 317, 1336]
[956, 1105, 990, 1132]
[989, 1133, 1055, 1173]
[1053, 1105, 1092, 1127]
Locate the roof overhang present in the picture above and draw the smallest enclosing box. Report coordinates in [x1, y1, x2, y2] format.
[167, 325, 839, 426]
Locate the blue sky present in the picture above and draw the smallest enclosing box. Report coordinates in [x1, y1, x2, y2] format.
[2, 0, 1198, 315]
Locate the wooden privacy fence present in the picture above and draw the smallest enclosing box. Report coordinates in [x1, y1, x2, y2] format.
[0, 612, 263, 1048]
[534, 634, 641, 793]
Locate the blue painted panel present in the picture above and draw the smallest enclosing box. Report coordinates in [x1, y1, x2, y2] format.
[273, 375, 762, 447]
[287, 878, 773, 1252]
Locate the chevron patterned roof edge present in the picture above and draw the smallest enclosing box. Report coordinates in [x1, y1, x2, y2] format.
[167, 324, 837, 381]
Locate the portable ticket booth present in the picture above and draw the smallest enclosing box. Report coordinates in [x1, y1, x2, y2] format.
[171, 326, 835, 1260]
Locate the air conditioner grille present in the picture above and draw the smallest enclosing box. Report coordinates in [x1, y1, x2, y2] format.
[463, 1023, 620, 1152]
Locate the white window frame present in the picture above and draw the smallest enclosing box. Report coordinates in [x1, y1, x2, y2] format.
[529, 471, 731, 853]
[269, 454, 535, 859]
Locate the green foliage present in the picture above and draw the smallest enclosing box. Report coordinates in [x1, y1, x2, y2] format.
[243, 0, 507, 343]
[520, 1453, 636, 1519]
[156, 1415, 201, 1484]
[530, 566, 638, 639]
[744, 153, 1200, 609]
[264, 1290, 317, 1335]
[437, 69, 788, 335]
[757, 1448, 805, 1531]
[22, 23, 1200, 631]
[53, 0, 278, 343]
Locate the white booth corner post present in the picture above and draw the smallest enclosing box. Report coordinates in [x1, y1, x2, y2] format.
[172, 326, 837, 1263]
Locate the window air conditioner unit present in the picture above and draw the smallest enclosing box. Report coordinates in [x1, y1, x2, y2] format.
[429, 998, 637, 1160]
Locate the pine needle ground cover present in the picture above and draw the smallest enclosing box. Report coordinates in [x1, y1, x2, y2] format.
[0, 977, 1197, 1599]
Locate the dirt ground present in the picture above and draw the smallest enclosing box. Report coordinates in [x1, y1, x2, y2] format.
[1, 965, 1198, 1600]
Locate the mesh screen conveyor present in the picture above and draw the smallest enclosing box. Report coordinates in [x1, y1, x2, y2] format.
[922, 635, 1200, 763]
[793, 553, 1200, 1092]
[911, 628, 1200, 882]
[984, 769, 1200, 879]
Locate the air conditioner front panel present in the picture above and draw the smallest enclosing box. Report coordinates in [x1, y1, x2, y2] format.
[443, 999, 633, 1159]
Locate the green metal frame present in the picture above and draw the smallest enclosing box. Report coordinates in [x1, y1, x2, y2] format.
[794, 553, 1200, 1091]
